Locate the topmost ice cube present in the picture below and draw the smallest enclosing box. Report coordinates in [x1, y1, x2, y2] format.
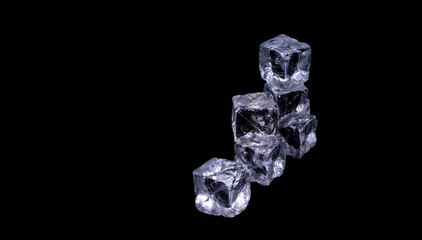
[259, 34, 311, 90]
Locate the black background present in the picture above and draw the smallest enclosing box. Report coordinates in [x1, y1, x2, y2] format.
[149, 16, 384, 227]
[182, 29, 371, 227]
[79, 5, 418, 234]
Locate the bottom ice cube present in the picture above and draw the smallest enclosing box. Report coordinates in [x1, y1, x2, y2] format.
[279, 115, 317, 158]
[193, 158, 251, 218]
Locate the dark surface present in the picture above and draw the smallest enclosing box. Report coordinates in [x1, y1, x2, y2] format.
[165, 26, 380, 228]
[156, 18, 401, 230]
[75, 5, 414, 235]
[110, 23, 379, 227]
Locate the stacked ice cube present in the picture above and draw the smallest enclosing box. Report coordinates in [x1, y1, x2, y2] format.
[193, 34, 318, 218]
[260, 34, 317, 159]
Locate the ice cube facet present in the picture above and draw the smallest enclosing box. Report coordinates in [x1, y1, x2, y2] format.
[259, 34, 311, 89]
[193, 158, 251, 218]
[264, 82, 310, 125]
[234, 138, 286, 186]
[279, 115, 317, 159]
[232, 92, 278, 147]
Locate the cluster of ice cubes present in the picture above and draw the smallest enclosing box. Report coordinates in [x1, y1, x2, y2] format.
[193, 34, 318, 217]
